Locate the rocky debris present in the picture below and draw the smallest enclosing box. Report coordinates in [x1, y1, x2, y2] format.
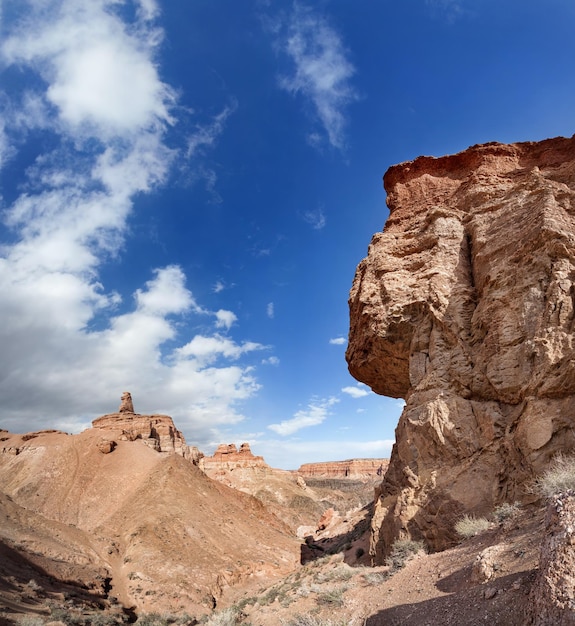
[200, 442, 269, 472]
[298, 458, 388, 478]
[96, 439, 116, 454]
[526, 492, 575, 625]
[471, 544, 506, 583]
[92, 393, 203, 464]
[346, 135, 575, 559]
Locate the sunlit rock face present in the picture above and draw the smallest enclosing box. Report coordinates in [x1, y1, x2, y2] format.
[347, 135, 575, 559]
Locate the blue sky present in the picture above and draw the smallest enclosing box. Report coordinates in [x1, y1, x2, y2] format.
[0, 0, 574, 469]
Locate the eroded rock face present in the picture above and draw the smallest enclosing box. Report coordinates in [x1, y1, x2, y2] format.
[297, 459, 388, 479]
[200, 442, 269, 472]
[347, 135, 575, 559]
[92, 393, 203, 464]
[526, 492, 575, 625]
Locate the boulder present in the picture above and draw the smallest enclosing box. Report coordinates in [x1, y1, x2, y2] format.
[347, 135, 575, 558]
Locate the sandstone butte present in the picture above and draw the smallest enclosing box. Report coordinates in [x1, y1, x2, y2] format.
[91, 391, 203, 464]
[346, 134, 575, 561]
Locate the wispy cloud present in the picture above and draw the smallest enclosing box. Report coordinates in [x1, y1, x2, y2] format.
[341, 384, 369, 399]
[268, 396, 339, 436]
[262, 356, 280, 366]
[329, 336, 347, 345]
[243, 437, 394, 469]
[275, 3, 357, 150]
[0, 0, 262, 445]
[267, 302, 275, 319]
[425, 0, 465, 21]
[302, 206, 326, 230]
[186, 102, 237, 158]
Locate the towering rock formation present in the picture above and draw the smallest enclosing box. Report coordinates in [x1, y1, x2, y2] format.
[346, 135, 575, 559]
[92, 393, 203, 463]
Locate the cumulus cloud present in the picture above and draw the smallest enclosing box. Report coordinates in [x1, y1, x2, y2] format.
[268, 396, 339, 436]
[215, 309, 238, 330]
[329, 336, 347, 345]
[341, 384, 369, 399]
[0, 0, 263, 446]
[276, 3, 357, 150]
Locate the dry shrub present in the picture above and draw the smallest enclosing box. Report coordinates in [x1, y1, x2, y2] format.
[535, 454, 575, 498]
[455, 514, 490, 538]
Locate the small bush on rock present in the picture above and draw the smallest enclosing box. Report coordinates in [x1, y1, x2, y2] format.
[535, 454, 575, 498]
[492, 502, 521, 523]
[385, 539, 425, 572]
[455, 515, 490, 538]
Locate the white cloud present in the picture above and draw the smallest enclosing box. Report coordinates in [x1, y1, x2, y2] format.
[213, 281, 225, 293]
[268, 396, 339, 436]
[302, 206, 326, 230]
[186, 102, 237, 158]
[262, 356, 280, 366]
[329, 336, 347, 345]
[240, 437, 395, 470]
[277, 3, 357, 150]
[341, 384, 369, 399]
[215, 309, 238, 330]
[0, 1, 264, 447]
[3, 2, 174, 138]
[267, 302, 275, 318]
[175, 335, 265, 366]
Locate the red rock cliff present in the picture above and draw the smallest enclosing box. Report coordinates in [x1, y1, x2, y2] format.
[347, 135, 575, 559]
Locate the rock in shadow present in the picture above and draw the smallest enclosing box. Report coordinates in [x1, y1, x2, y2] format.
[365, 571, 536, 626]
[300, 502, 372, 566]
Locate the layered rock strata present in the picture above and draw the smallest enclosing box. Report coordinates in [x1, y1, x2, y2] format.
[200, 443, 268, 472]
[297, 458, 388, 479]
[346, 135, 575, 559]
[92, 393, 203, 464]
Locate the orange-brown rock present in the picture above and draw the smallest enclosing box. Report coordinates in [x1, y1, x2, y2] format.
[297, 458, 388, 479]
[347, 135, 575, 559]
[0, 426, 299, 616]
[526, 492, 575, 625]
[92, 393, 203, 464]
[200, 442, 268, 471]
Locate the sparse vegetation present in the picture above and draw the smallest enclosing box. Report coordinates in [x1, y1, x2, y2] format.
[455, 514, 491, 538]
[315, 586, 347, 607]
[137, 613, 196, 626]
[203, 608, 239, 626]
[534, 454, 575, 498]
[363, 570, 389, 585]
[280, 616, 348, 626]
[19, 618, 46, 626]
[492, 501, 521, 523]
[385, 539, 426, 572]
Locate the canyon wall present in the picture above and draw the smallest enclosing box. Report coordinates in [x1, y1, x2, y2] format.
[297, 458, 388, 479]
[346, 135, 575, 559]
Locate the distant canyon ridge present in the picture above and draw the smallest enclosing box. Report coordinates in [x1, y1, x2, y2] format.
[346, 134, 575, 560]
